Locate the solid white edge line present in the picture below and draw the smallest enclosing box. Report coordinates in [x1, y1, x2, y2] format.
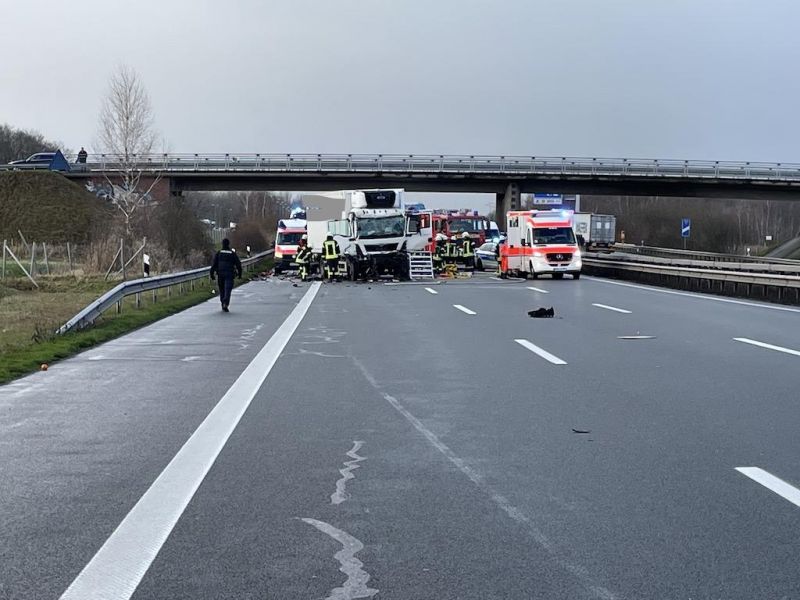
[592, 303, 632, 314]
[424, 287, 438, 295]
[527, 286, 549, 293]
[60, 282, 322, 600]
[453, 304, 477, 315]
[584, 276, 800, 313]
[514, 339, 568, 365]
[735, 467, 800, 508]
[733, 337, 800, 357]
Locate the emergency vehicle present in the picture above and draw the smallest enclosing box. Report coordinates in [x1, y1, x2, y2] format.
[501, 210, 582, 279]
[431, 211, 489, 247]
[273, 218, 307, 274]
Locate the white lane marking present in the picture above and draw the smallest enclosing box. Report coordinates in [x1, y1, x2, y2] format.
[351, 357, 614, 600]
[733, 337, 800, 357]
[592, 303, 631, 314]
[527, 286, 549, 293]
[424, 287, 438, 295]
[453, 304, 476, 315]
[736, 467, 800, 509]
[514, 339, 568, 365]
[301, 518, 378, 599]
[59, 282, 322, 600]
[585, 276, 800, 313]
[331, 441, 366, 505]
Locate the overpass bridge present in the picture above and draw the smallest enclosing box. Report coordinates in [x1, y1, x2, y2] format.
[25, 152, 800, 226]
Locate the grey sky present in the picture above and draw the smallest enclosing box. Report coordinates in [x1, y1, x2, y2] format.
[2, 0, 798, 213]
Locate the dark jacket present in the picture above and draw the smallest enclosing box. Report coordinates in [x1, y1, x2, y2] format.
[211, 248, 242, 278]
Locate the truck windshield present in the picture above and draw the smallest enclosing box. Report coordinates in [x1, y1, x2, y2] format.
[357, 215, 406, 239]
[277, 232, 304, 245]
[449, 219, 485, 234]
[533, 227, 576, 245]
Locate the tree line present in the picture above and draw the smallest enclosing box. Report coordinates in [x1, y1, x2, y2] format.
[0, 124, 65, 164]
[581, 195, 800, 254]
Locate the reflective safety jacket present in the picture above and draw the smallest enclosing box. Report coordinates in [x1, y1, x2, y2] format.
[461, 239, 474, 257]
[323, 239, 340, 260]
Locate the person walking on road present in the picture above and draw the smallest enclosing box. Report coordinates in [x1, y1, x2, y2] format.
[210, 238, 242, 312]
[323, 233, 340, 282]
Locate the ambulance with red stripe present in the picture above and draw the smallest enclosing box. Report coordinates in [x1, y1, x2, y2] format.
[273, 218, 307, 275]
[501, 209, 582, 279]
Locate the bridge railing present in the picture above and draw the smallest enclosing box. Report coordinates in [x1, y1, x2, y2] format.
[37, 153, 800, 182]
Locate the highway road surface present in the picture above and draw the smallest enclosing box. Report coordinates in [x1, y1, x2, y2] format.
[1, 274, 799, 599]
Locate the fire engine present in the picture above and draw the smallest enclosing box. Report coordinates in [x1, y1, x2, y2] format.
[501, 210, 582, 279]
[273, 218, 307, 275]
[432, 210, 489, 247]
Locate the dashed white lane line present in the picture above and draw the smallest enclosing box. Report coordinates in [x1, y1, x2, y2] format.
[424, 287, 438, 295]
[592, 303, 632, 314]
[59, 282, 322, 600]
[453, 304, 477, 315]
[736, 467, 800, 509]
[514, 339, 568, 365]
[527, 286, 549, 293]
[733, 337, 800, 357]
[585, 276, 800, 314]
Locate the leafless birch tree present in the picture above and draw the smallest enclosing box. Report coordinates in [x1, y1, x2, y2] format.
[96, 65, 162, 232]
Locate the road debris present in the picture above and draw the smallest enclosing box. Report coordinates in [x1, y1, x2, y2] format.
[528, 307, 555, 318]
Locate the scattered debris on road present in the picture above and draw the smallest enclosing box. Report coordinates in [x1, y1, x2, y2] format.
[572, 428, 591, 434]
[528, 307, 555, 318]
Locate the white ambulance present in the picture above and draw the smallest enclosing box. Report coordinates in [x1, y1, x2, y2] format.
[273, 218, 307, 275]
[501, 210, 582, 279]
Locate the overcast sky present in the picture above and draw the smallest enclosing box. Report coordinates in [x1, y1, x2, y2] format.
[2, 1, 798, 210]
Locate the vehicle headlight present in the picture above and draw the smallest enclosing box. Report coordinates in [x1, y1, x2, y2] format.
[274, 250, 283, 258]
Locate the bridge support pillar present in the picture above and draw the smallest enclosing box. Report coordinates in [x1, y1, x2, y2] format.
[495, 183, 520, 231]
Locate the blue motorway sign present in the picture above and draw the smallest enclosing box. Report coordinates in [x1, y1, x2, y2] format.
[681, 218, 691, 238]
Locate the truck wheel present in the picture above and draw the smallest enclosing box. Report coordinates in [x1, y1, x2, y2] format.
[553, 273, 564, 280]
[573, 272, 581, 280]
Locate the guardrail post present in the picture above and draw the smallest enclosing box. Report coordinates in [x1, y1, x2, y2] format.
[136, 292, 141, 308]
[152, 289, 157, 303]
[1, 240, 6, 280]
[116, 300, 121, 314]
[167, 285, 172, 298]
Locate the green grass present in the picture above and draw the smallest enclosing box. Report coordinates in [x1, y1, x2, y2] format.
[0, 258, 272, 384]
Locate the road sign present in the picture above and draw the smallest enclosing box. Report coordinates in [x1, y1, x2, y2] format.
[681, 218, 691, 238]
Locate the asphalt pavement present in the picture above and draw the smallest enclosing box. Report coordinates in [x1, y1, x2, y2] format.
[1, 273, 799, 599]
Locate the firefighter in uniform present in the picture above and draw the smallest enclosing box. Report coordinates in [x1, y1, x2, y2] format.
[294, 234, 311, 281]
[444, 235, 458, 265]
[433, 233, 447, 274]
[210, 238, 242, 312]
[460, 232, 475, 270]
[323, 233, 340, 282]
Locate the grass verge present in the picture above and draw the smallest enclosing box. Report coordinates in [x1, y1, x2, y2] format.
[0, 258, 272, 385]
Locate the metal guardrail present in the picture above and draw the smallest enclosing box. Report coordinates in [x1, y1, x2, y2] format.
[5, 153, 800, 182]
[594, 251, 800, 276]
[583, 257, 800, 288]
[615, 244, 800, 265]
[58, 250, 273, 334]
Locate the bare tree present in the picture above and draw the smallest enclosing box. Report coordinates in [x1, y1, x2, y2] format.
[96, 65, 162, 232]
